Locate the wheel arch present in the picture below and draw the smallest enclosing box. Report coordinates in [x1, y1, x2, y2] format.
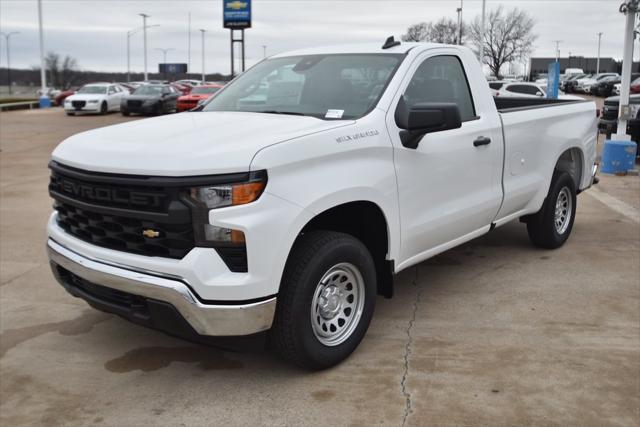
[287, 200, 395, 298]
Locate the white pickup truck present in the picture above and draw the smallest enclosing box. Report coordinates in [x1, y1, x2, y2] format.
[47, 40, 598, 369]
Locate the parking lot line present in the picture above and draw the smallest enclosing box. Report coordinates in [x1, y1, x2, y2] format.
[585, 186, 640, 224]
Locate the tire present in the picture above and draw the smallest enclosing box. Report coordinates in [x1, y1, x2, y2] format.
[272, 231, 377, 370]
[100, 102, 107, 115]
[121, 110, 130, 116]
[526, 171, 576, 249]
[66, 112, 75, 116]
[154, 103, 163, 116]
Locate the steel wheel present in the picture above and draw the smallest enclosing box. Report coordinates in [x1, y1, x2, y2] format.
[554, 186, 572, 234]
[311, 262, 365, 347]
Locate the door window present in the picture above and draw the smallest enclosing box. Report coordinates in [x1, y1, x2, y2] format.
[403, 55, 476, 121]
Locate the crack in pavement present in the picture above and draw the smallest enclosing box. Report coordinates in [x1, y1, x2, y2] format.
[400, 266, 421, 427]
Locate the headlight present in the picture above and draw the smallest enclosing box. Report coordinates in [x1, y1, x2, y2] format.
[185, 171, 267, 247]
[88, 100, 99, 104]
[189, 180, 265, 209]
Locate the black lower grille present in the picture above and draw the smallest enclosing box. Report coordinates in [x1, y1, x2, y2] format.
[54, 202, 193, 258]
[128, 100, 143, 108]
[72, 100, 86, 109]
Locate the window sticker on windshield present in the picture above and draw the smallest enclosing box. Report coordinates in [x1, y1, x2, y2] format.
[325, 109, 344, 119]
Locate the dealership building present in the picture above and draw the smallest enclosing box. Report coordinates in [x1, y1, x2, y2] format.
[529, 56, 639, 77]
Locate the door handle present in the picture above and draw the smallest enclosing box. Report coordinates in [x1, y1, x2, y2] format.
[473, 136, 491, 147]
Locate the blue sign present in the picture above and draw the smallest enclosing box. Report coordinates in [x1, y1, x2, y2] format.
[223, 0, 251, 29]
[546, 62, 560, 99]
[159, 63, 187, 74]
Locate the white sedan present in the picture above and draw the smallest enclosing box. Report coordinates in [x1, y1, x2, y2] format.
[64, 83, 127, 115]
[490, 81, 581, 100]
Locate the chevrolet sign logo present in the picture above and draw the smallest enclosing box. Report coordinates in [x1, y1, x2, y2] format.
[142, 229, 161, 238]
[226, 1, 247, 10]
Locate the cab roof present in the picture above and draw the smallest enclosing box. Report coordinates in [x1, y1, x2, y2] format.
[271, 42, 447, 58]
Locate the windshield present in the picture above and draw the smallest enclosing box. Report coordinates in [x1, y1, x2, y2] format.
[78, 85, 107, 94]
[203, 54, 402, 119]
[134, 85, 165, 95]
[192, 86, 221, 95]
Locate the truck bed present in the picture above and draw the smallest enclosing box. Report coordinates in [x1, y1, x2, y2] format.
[495, 97, 585, 113]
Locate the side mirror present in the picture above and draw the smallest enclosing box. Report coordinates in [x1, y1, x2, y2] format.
[394, 96, 462, 149]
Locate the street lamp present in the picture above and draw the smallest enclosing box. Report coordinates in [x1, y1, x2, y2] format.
[127, 24, 159, 82]
[155, 47, 175, 64]
[37, 0, 50, 107]
[596, 32, 603, 74]
[199, 29, 206, 83]
[0, 31, 19, 95]
[139, 13, 150, 81]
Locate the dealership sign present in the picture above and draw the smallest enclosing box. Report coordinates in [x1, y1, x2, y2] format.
[159, 63, 188, 74]
[223, 0, 251, 29]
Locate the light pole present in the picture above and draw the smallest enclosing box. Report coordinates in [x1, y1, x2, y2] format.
[262, 45, 267, 58]
[478, 0, 486, 63]
[127, 24, 158, 82]
[155, 47, 175, 64]
[596, 32, 603, 74]
[37, 0, 49, 107]
[616, 1, 638, 139]
[199, 29, 206, 83]
[188, 12, 191, 77]
[553, 40, 562, 62]
[0, 31, 19, 95]
[140, 13, 150, 81]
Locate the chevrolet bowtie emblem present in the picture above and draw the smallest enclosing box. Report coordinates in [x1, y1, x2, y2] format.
[142, 229, 160, 238]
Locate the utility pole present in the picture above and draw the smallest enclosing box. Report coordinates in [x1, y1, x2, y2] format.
[596, 32, 603, 74]
[140, 13, 149, 81]
[478, 0, 486, 63]
[188, 12, 191, 78]
[262, 45, 267, 58]
[199, 29, 206, 83]
[553, 40, 562, 62]
[0, 31, 19, 95]
[37, 0, 49, 107]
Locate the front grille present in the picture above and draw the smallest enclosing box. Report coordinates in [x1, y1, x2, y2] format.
[72, 100, 86, 109]
[49, 162, 255, 270]
[49, 162, 195, 259]
[128, 100, 143, 108]
[54, 202, 193, 258]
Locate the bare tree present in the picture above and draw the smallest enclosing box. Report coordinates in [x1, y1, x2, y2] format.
[469, 6, 537, 78]
[402, 18, 464, 44]
[431, 17, 464, 44]
[44, 51, 79, 89]
[401, 22, 431, 42]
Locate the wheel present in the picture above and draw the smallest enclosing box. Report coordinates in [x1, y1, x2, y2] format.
[154, 103, 163, 116]
[272, 231, 377, 370]
[100, 102, 107, 115]
[66, 112, 75, 116]
[526, 171, 576, 249]
[121, 110, 130, 116]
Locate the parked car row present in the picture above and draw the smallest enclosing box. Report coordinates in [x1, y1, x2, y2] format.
[488, 81, 581, 100]
[63, 80, 225, 116]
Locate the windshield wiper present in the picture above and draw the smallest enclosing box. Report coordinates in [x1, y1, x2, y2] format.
[259, 110, 307, 116]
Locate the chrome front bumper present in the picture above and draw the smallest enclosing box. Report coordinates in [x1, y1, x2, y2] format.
[47, 239, 276, 336]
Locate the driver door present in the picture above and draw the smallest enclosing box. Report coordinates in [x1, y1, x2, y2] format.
[387, 53, 504, 267]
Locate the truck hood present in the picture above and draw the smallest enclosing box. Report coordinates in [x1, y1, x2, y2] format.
[52, 111, 352, 176]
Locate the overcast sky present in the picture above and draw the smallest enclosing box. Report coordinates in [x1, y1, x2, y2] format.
[0, 0, 629, 75]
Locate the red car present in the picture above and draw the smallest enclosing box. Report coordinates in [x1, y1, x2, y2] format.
[171, 83, 192, 96]
[177, 84, 223, 111]
[54, 88, 76, 106]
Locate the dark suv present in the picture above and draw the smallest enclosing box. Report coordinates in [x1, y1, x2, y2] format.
[598, 94, 640, 144]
